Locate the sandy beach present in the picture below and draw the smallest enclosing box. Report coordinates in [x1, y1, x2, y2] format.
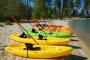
[0, 20, 88, 60]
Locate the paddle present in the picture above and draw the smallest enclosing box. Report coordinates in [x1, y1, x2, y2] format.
[25, 17, 34, 29]
[33, 18, 41, 27]
[40, 18, 55, 33]
[12, 16, 39, 58]
[41, 18, 62, 33]
[40, 17, 47, 27]
[33, 18, 49, 44]
[12, 16, 39, 44]
[33, 18, 48, 37]
[40, 17, 55, 27]
[25, 17, 38, 34]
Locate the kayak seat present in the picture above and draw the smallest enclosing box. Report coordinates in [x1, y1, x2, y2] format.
[49, 33, 53, 34]
[43, 39, 47, 40]
[38, 27, 44, 31]
[39, 28, 42, 31]
[32, 47, 41, 50]
[25, 43, 41, 50]
[24, 47, 41, 50]
[32, 29, 36, 33]
[20, 32, 27, 38]
[38, 34, 47, 40]
[38, 34, 43, 40]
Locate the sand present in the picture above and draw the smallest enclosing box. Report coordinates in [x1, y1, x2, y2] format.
[0, 20, 88, 60]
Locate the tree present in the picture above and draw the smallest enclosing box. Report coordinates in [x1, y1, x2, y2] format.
[84, 0, 90, 17]
[53, 7, 57, 18]
[62, 0, 68, 18]
[33, 0, 53, 19]
[67, 0, 74, 17]
[3, 0, 20, 17]
[0, 0, 7, 16]
[76, 0, 81, 9]
[45, 0, 52, 18]
[0, 0, 7, 21]
[33, 0, 45, 18]
[54, 0, 61, 18]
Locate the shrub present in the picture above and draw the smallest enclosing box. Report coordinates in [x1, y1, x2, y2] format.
[5, 21, 13, 25]
[0, 24, 4, 27]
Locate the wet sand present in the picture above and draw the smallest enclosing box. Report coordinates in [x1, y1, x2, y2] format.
[0, 20, 88, 60]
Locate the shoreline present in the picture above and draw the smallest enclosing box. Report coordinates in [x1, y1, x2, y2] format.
[69, 20, 90, 59]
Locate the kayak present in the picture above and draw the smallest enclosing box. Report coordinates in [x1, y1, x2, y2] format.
[34, 27, 73, 35]
[33, 23, 63, 27]
[25, 29, 71, 38]
[55, 28, 73, 34]
[10, 34, 70, 45]
[60, 29, 73, 34]
[5, 44, 73, 58]
[33, 24, 48, 27]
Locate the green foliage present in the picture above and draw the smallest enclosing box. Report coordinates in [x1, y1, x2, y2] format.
[0, 24, 4, 27]
[78, 10, 85, 18]
[33, 0, 45, 18]
[0, 0, 89, 21]
[33, 0, 52, 19]
[5, 21, 13, 25]
[54, 0, 61, 18]
[53, 7, 57, 18]
[3, 0, 20, 17]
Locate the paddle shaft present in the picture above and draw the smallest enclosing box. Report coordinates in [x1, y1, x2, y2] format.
[41, 18, 47, 26]
[41, 19, 57, 32]
[12, 16, 39, 45]
[34, 19, 48, 37]
[33, 19, 50, 44]
[40, 18, 55, 27]
[25, 17, 34, 29]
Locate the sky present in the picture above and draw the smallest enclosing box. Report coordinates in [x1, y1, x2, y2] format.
[76, 0, 84, 13]
[20, 0, 34, 7]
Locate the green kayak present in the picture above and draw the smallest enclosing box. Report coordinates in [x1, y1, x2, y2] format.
[24, 29, 71, 38]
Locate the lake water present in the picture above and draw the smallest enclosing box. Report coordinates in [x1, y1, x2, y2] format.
[70, 19, 90, 49]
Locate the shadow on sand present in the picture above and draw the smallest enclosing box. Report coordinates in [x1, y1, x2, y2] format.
[65, 54, 88, 60]
[71, 39, 79, 42]
[71, 35, 77, 37]
[66, 45, 82, 49]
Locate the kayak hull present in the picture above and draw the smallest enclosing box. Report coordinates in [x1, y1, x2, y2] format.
[5, 44, 73, 58]
[10, 34, 71, 45]
[25, 29, 71, 38]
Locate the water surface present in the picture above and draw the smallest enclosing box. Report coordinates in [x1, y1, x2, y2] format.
[70, 19, 90, 49]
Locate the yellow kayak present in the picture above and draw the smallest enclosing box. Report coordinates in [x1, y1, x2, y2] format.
[10, 34, 70, 45]
[60, 28, 73, 34]
[5, 44, 73, 58]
